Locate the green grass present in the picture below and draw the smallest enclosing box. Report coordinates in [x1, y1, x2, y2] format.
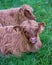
[0, 0, 52, 65]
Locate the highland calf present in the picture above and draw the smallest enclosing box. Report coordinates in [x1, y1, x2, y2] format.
[0, 20, 45, 56]
[0, 4, 35, 26]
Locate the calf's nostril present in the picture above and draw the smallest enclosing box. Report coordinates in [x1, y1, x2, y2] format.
[30, 37, 37, 44]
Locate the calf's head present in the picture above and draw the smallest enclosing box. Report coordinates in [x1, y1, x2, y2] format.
[18, 4, 36, 24]
[20, 20, 45, 51]
[10, 4, 36, 25]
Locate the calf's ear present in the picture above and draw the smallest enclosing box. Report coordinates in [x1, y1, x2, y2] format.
[13, 25, 21, 31]
[24, 9, 36, 20]
[38, 22, 46, 33]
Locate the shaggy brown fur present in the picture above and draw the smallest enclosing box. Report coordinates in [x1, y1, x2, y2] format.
[0, 26, 30, 56]
[0, 20, 45, 56]
[0, 4, 35, 26]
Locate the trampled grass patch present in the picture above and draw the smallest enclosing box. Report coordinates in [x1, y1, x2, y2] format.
[0, 0, 52, 65]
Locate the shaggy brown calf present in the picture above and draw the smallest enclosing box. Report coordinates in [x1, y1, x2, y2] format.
[0, 20, 45, 56]
[20, 20, 45, 52]
[0, 4, 35, 26]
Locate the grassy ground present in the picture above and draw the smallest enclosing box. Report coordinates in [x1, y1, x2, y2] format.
[0, 0, 52, 65]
